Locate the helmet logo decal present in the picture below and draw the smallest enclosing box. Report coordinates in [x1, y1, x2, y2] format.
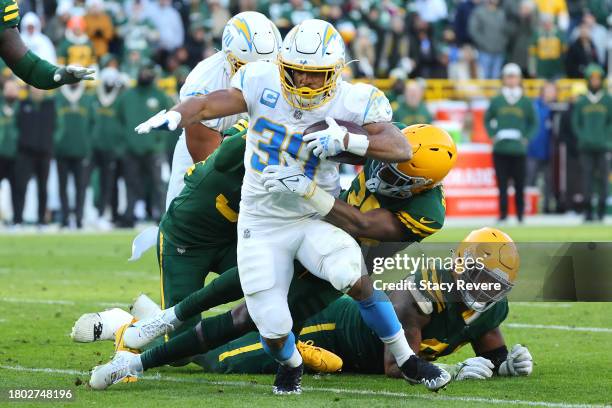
[233, 18, 253, 51]
[321, 24, 338, 56]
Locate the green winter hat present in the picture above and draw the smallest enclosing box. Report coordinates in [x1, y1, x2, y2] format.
[584, 64, 604, 80]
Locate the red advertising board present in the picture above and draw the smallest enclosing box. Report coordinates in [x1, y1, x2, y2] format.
[444, 144, 539, 217]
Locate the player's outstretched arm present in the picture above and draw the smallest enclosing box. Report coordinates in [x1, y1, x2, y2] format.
[1, 28, 94, 89]
[472, 328, 533, 377]
[362, 121, 413, 163]
[135, 89, 247, 134]
[325, 202, 409, 241]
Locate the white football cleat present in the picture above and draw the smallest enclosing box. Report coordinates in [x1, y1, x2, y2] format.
[130, 294, 161, 321]
[71, 308, 134, 342]
[89, 351, 142, 390]
[123, 310, 177, 349]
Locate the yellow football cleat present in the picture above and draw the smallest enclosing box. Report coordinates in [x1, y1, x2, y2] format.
[297, 340, 343, 373]
[114, 320, 140, 354]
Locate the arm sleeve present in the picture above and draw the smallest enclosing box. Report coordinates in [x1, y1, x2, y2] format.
[8, 50, 60, 90]
[214, 130, 247, 172]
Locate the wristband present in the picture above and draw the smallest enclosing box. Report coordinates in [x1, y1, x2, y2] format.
[346, 132, 369, 156]
[304, 184, 335, 216]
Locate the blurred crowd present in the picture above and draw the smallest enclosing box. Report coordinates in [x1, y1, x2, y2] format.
[2, 0, 611, 84]
[0, 0, 610, 228]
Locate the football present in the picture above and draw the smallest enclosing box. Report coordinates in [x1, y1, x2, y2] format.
[303, 119, 368, 165]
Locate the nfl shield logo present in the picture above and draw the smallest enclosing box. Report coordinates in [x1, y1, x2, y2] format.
[293, 110, 303, 120]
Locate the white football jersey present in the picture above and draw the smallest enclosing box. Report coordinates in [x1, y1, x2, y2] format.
[179, 51, 245, 132]
[230, 61, 393, 220]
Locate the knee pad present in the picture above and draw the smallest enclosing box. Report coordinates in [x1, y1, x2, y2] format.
[245, 292, 293, 339]
[321, 245, 364, 292]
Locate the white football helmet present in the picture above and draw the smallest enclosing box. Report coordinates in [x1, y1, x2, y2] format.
[279, 19, 345, 110]
[222, 12, 281, 75]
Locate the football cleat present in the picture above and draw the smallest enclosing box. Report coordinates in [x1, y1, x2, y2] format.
[130, 294, 161, 320]
[297, 340, 342, 373]
[400, 355, 452, 392]
[272, 363, 303, 395]
[71, 308, 134, 343]
[122, 311, 175, 350]
[89, 351, 142, 390]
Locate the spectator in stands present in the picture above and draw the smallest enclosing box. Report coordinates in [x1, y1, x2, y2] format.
[90, 67, 125, 225]
[506, 0, 538, 77]
[352, 25, 375, 78]
[485, 63, 538, 223]
[45, 1, 72, 45]
[184, 21, 209, 69]
[468, 0, 509, 79]
[379, 15, 411, 78]
[570, 12, 607, 66]
[120, 0, 159, 63]
[116, 62, 173, 227]
[54, 82, 94, 229]
[57, 16, 95, 68]
[408, 16, 446, 78]
[528, 14, 566, 79]
[534, 0, 570, 30]
[587, 0, 612, 26]
[13, 87, 56, 226]
[0, 80, 19, 222]
[20, 12, 57, 64]
[208, 0, 231, 45]
[84, 0, 114, 59]
[565, 22, 599, 78]
[270, 0, 316, 35]
[392, 81, 433, 125]
[571, 64, 612, 221]
[454, 0, 479, 45]
[148, 0, 184, 63]
[528, 82, 557, 213]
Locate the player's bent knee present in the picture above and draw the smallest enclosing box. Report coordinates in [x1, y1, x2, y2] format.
[322, 248, 363, 292]
[244, 292, 293, 339]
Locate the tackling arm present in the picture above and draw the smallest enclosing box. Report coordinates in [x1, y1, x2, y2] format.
[185, 123, 222, 163]
[362, 122, 413, 163]
[325, 203, 411, 242]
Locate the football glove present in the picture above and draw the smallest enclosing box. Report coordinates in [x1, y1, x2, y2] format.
[135, 110, 182, 134]
[303, 117, 348, 159]
[498, 344, 533, 376]
[53, 65, 96, 84]
[262, 152, 314, 197]
[455, 357, 494, 380]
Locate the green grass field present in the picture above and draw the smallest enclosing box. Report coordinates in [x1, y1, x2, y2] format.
[0, 226, 611, 407]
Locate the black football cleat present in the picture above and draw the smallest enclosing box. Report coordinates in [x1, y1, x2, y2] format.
[272, 363, 304, 395]
[400, 355, 451, 392]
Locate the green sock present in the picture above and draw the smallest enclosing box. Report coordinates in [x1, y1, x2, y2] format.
[140, 311, 241, 370]
[175, 266, 243, 321]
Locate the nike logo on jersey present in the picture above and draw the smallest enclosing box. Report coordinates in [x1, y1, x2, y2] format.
[419, 217, 435, 224]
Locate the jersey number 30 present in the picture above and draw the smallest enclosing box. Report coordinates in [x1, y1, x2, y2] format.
[250, 117, 319, 177]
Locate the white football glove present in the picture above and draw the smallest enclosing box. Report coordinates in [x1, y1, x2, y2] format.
[498, 344, 533, 376]
[262, 152, 314, 196]
[455, 357, 494, 380]
[303, 117, 347, 159]
[53, 65, 96, 83]
[135, 110, 182, 134]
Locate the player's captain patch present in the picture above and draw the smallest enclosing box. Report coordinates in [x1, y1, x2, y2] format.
[260, 88, 279, 108]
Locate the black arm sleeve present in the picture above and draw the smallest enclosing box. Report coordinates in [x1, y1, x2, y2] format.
[478, 345, 508, 373]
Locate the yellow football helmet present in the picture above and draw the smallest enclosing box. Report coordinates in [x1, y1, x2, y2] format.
[454, 227, 520, 312]
[278, 19, 345, 110]
[365, 124, 457, 198]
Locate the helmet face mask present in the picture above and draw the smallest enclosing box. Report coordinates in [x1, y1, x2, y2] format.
[366, 162, 433, 198]
[455, 250, 514, 312]
[278, 20, 345, 110]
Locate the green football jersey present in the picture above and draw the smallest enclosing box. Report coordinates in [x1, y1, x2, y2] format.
[411, 266, 509, 360]
[159, 127, 246, 251]
[0, 0, 19, 34]
[340, 159, 446, 242]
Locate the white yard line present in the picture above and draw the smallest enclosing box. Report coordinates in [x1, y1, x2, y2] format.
[0, 364, 608, 408]
[511, 303, 572, 308]
[0, 297, 130, 308]
[505, 323, 612, 333]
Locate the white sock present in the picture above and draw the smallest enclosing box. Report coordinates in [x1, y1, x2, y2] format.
[162, 307, 182, 327]
[129, 354, 144, 374]
[280, 347, 303, 368]
[381, 329, 414, 367]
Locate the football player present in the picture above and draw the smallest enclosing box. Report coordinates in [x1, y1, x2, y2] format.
[87, 124, 457, 392]
[195, 228, 533, 382]
[0, 0, 94, 87]
[134, 18, 451, 394]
